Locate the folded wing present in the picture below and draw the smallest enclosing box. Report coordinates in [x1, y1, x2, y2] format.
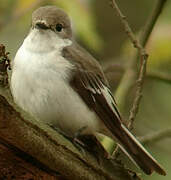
[62, 43, 166, 175]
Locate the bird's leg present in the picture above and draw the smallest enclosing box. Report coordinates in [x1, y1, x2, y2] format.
[77, 134, 110, 164]
[48, 124, 86, 152]
[49, 124, 109, 162]
[69, 126, 88, 152]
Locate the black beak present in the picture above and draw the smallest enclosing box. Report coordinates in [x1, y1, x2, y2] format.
[35, 22, 49, 30]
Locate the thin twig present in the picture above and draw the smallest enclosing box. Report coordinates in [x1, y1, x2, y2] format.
[139, 1, 167, 47]
[147, 71, 171, 84]
[109, 0, 147, 157]
[128, 0, 168, 129]
[110, 0, 167, 129]
[110, 0, 147, 112]
[103, 62, 171, 85]
[109, 0, 167, 157]
[110, 0, 147, 56]
[139, 128, 171, 145]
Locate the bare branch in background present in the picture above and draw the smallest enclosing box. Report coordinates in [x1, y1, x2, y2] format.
[110, 0, 167, 129]
[103, 62, 171, 87]
[109, 0, 168, 157]
[128, 0, 168, 129]
[109, 1, 147, 53]
[110, 0, 148, 113]
[147, 71, 171, 84]
[139, 128, 171, 145]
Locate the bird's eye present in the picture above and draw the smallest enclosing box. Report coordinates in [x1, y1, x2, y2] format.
[56, 24, 63, 32]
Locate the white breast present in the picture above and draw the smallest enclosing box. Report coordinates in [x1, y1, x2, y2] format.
[10, 29, 101, 136]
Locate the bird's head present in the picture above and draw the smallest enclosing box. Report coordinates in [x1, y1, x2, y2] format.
[32, 6, 72, 39]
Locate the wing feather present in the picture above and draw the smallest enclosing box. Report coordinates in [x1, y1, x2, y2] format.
[62, 43, 166, 175]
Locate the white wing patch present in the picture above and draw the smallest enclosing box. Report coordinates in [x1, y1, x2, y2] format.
[101, 86, 121, 120]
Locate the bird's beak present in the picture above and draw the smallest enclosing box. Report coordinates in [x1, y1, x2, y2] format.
[35, 22, 49, 30]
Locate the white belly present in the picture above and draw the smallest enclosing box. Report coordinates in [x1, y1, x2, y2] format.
[11, 37, 101, 136]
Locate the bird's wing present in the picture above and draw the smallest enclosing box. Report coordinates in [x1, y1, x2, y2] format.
[62, 42, 122, 129]
[62, 43, 139, 145]
[62, 43, 166, 176]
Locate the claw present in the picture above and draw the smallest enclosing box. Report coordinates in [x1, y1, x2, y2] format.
[78, 134, 110, 164]
[48, 124, 110, 163]
[48, 124, 86, 153]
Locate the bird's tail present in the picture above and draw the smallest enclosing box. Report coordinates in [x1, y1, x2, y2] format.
[112, 124, 166, 175]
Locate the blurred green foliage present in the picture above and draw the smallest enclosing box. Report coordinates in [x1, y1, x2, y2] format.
[0, 0, 171, 179]
[147, 25, 171, 72]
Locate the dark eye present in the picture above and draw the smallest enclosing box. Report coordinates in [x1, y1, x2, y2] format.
[56, 23, 63, 32]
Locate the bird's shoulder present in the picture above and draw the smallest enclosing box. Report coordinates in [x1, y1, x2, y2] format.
[62, 41, 121, 126]
[62, 41, 108, 86]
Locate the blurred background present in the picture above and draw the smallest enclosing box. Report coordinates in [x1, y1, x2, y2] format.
[0, 0, 171, 179]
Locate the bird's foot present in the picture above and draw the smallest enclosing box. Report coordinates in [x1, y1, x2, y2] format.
[48, 124, 86, 153]
[48, 124, 109, 163]
[78, 134, 110, 164]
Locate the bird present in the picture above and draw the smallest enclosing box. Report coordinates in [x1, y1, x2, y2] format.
[10, 6, 166, 176]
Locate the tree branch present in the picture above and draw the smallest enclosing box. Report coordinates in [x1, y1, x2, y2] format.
[110, 0, 167, 128]
[109, 0, 167, 158]
[0, 89, 143, 180]
[110, 0, 147, 113]
[110, 0, 167, 129]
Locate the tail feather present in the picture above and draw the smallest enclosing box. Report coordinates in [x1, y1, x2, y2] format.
[115, 124, 166, 175]
[78, 82, 166, 175]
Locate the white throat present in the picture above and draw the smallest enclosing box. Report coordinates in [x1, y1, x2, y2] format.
[11, 28, 75, 122]
[24, 29, 72, 53]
